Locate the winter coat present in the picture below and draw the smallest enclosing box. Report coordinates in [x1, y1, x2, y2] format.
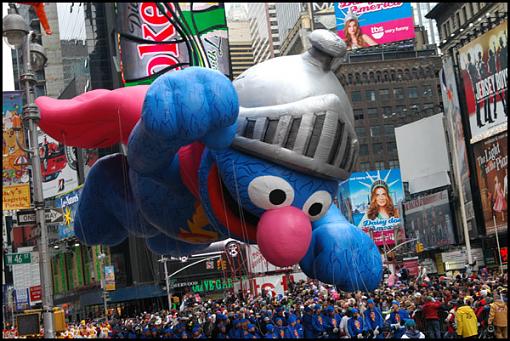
[347, 316, 364, 337]
[455, 305, 478, 338]
[488, 301, 507, 327]
[422, 301, 442, 320]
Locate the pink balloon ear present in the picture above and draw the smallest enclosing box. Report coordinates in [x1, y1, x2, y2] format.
[35, 85, 149, 148]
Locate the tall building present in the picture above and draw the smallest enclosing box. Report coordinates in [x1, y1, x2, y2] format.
[227, 5, 255, 79]
[247, 3, 280, 64]
[411, 3, 440, 47]
[336, 49, 443, 172]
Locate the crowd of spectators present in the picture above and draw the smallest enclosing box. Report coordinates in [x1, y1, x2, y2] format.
[3, 267, 507, 339]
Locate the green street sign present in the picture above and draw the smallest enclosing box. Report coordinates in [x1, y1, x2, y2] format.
[5, 252, 31, 265]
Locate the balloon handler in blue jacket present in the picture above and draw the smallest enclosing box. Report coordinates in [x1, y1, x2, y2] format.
[348, 308, 365, 339]
[363, 299, 384, 338]
[386, 300, 411, 338]
[34, 30, 383, 293]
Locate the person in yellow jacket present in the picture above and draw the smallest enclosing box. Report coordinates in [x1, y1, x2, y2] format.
[455, 296, 478, 339]
[488, 288, 508, 339]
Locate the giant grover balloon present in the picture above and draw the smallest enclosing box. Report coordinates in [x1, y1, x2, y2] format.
[35, 30, 382, 291]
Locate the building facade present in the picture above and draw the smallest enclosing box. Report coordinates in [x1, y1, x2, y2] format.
[426, 2, 508, 269]
[247, 3, 281, 64]
[227, 6, 255, 79]
[337, 50, 443, 172]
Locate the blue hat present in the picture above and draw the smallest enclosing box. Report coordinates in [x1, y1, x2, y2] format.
[367, 299, 375, 304]
[192, 326, 201, 333]
[288, 315, 297, 323]
[304, 306, 312, 312]
[392, 300, 400, 307]
[326, 306, 334, 313]
[314, 304, 322, 310]
[275, 317, 284, 324]
[405, 319, 416, 328]
[248, 323, 255, 329]
[351, 308, 359, 313]
[266, 324, 274, 331]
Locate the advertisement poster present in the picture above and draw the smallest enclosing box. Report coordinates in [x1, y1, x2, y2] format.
[473, 131, 507, 235]
[339, 169, 405, 246]
[247, 245, 295, 274]
[440, 57, 477, 243]
[334, 2, 415, 50]
[458, 21, 507, 142]
[38, 133, 79, 199]
[54, 186, 83, 240]
[3, 184, 31, 211]
[104, 265, 116, 291]
[3, 91, 30, 186]
[403, 190, 456, 250]
[117, 3, 231, 86]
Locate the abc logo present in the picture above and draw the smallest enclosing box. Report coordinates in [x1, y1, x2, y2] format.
[371, 26, 384, 39]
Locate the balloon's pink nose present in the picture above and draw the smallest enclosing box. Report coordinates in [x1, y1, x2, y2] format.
[256, 206, 312, 267]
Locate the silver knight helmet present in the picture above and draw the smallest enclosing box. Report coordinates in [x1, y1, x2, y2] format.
[232, 29, 358, 181]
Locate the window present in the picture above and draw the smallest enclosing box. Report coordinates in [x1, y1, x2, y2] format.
[355, 127, 366, 138]
[352, 91, 362, 102]
[387, 142, 397, 153]
[359, 162, 371, 172]
[373, 143, 384, 153]
[379, 89, 390, 100]
[384, 124, 394, 136]
[354, 109, 364, 120]
[367, 108, 378, 119]
[393, 88, 404, 99]
[423, 84, 433, 97]
[423, 103, 435, 114]
[395, 105, 406, 115]
[382, 106, 392, 116]
[370, 126, 382, 137]
[359, 144, 369, 156]
[462, 6, 467, 24]
[408, 87, 418, 98]
[410, 104, 420, 115]
[366, 90, 377, 101]
[388, 160, 400, 169]
[374, 161, 385, 170]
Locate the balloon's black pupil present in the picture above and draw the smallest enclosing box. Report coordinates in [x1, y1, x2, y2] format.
[269, 189, 286, 205]
[309, 203, 323, 216]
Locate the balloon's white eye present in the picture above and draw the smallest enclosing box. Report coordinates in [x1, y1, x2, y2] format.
[247, 176, 294, 210]
[302, 191, 332, 221]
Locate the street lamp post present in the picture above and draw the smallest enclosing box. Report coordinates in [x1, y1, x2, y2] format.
[158, 256, 172, 312]
[3, 4, 53, 338]
[97, 252, 108, 323]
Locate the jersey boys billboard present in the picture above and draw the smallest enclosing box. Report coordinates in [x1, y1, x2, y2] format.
[334, 2, 415, 50]
[339, 169, 405, 246]
[117, 3, 231, 86]
[458, 21, 507, 142]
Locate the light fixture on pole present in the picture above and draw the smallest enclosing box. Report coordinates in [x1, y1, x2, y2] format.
[97, 252, 109, 323]
[158, 256, 172, 312]
[3, 3, 53, 338]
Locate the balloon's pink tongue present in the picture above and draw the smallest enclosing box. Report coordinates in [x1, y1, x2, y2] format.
[256, 206, 312, 267]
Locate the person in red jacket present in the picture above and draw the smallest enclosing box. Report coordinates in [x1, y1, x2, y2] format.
[422, 296, 443, 338]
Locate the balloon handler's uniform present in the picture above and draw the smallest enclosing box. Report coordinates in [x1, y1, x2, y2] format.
[35, 30, 382, 291]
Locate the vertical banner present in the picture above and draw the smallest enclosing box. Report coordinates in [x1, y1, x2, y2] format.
[38, 133, 79, 199]
[338, 169, 405, 246]
[334, 2, 415, 50]
[3, 91, 30, 186]
[54, 186, 83, 240]
[458, 21, 507, 142]
[117, 2, 231, 86]
[104, 265, 116, 291]
[440, 57, 476, 239]
[472, 132, 507, 235]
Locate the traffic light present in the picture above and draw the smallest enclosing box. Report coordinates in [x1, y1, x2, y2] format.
[416, 242, 424, 253]
[221, 260, 227, 270]
[216, 259, 222, 270]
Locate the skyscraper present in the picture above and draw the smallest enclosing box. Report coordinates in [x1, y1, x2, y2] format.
[412, 2, 440, 47]
[247, 3, 279, 64]
[227, 5, 255, 79]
